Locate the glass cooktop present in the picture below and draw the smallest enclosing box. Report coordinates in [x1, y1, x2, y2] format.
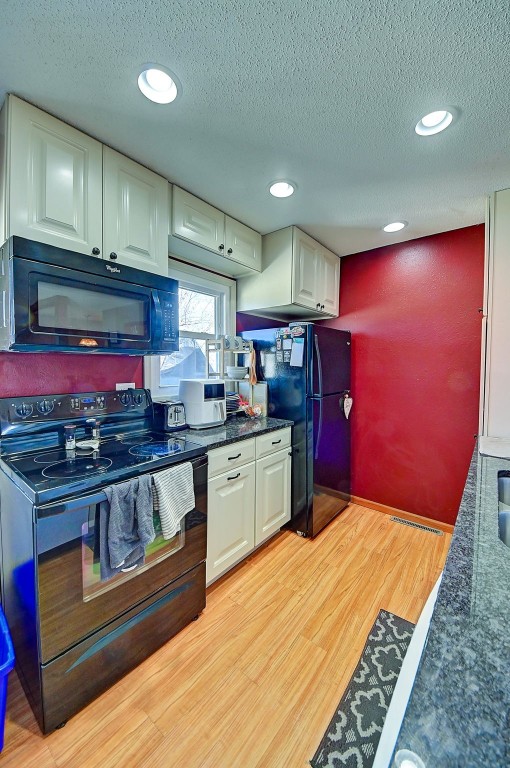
[0, 430, 207, 504]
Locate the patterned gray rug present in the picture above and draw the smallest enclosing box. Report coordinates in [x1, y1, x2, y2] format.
[310, 609, 415, 768]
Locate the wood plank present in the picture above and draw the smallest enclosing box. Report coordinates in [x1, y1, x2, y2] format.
[351, 494, 454, 533]
[2, 504, 451, 768]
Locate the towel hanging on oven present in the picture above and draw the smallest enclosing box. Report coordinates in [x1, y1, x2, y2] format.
[152, 462, 195, 539]
[100, 474, 155, 581]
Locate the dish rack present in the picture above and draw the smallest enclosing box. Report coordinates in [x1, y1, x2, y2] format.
[205, 338, 266, 416]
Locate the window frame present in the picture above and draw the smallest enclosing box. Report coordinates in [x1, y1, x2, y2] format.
[144, 259, 236, 399]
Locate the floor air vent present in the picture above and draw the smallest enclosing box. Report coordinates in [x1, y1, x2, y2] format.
[390, 516, 443, 535]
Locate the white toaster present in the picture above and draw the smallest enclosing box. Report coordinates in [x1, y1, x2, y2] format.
[178, 379, 226, 429]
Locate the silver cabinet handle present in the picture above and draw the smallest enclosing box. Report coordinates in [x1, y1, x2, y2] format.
[227, 473, 240, 481]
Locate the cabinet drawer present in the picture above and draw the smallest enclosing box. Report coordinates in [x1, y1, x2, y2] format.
[255, 428, 291, 459]
[208, 438, 256, 478]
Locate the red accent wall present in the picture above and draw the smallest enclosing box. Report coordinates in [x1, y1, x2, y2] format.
[0, 353, 143, 398]
[323, 225, 485, 526]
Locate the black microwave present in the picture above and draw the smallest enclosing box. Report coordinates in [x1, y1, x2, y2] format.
[0, 237, 179, 355]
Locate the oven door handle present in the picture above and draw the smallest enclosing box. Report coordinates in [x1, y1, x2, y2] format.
[37, 489, 108, 518]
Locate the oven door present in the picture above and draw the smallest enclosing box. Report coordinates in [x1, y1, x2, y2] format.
[36, 455, 207, 663]
[12, 257, 155, 352]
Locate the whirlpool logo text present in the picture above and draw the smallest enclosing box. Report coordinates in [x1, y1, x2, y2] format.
[106, 265, 121, 274]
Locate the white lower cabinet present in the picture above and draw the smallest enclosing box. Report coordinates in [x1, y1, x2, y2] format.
[206, 428, 292, 585]
[255, 448, 291, 545]
[206, 462, 256, 584]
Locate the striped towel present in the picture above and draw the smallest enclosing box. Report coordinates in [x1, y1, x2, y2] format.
[152, 462, 195, 539]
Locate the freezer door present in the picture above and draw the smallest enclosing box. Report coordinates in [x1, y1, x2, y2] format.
[240, 328, 307, 424]
[311, 394, 350, 537]
[310, 325, 351, 396]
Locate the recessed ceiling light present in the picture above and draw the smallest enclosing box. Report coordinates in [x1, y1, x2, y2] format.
[415, 110, 453, 136]
[383, 221, 407, 233]
[138, 65, 180, 104]
[269, 181, 296, 198]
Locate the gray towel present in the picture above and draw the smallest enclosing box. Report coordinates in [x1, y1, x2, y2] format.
[100, 475, 155, 581]
[152, 462, 195, 539]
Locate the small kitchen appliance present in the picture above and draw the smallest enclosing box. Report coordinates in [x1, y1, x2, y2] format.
[152, 400, 187, 432]
[179, 379, 226, 429]
[0, 236, 179, 354]
[242, 323, 351, 538]
[0, 388, 208, 733]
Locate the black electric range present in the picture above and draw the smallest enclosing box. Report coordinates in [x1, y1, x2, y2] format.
[0, 387, 209, 734]
[0, 388, 206, 504]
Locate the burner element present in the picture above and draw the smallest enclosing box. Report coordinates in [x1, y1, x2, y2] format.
[128, 441, 184, 458]
[119, 435, 154, 445]
[34, 448, 93, 464]
[42, 457, 112, 479]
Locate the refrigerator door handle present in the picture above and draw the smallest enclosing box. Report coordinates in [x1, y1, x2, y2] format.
[315, 396, 323, 460]
[314, 333, 323, 397]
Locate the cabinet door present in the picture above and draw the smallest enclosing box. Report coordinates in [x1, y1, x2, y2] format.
[7, 96, 103, 255]
[483, 188, 510, 437]
[207, 463, 255, 584]
[224, 216, 262, 272]
[255, 448, 291, 545]
[172, 186, 224, 253]
[292, 228, 321, 310]
[320, 247, 340, 316]
[103, 147, 169, 275]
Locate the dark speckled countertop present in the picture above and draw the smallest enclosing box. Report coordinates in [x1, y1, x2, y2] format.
[393, 447, 510, 766]
[181, 416, 292, 450]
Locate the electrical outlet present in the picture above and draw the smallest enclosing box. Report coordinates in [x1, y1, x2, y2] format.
[116, 382, 135, 391]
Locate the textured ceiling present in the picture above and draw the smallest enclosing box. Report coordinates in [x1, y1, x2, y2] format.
[1, 0, 509, 255]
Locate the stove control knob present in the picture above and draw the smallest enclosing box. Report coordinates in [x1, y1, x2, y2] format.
[119, 391, 131, 406]
[15, 402, 33, 419]
[37, 399, 54, 415]
[133, 393, 144, 406]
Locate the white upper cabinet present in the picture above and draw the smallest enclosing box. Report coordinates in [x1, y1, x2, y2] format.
[170, 185, 262, 277]
[5, 95, 103, 255]
[480, 188, 510, 437]
[292, 228, 323, 311]
[321, 246, 340, 316]
[224, 215, 262, 272]
[102, 147, 168, 274]
[237, 225, 341, 321]
[1, 95, 169, 275]
[172, 186, 224, 251]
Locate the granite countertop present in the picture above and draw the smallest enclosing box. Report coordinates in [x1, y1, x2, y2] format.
[393, 447, 510, 766]
[181, 416, 292, 450]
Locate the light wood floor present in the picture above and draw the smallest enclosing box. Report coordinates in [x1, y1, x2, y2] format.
[1, 504, 451, 768]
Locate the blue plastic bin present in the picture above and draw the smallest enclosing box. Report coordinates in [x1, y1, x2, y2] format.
[0, 607, 15, 751]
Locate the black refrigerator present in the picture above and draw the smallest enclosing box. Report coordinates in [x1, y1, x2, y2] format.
[241, 323, 351, 538]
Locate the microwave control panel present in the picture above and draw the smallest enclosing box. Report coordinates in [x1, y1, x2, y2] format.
[161, 297, 178, 342]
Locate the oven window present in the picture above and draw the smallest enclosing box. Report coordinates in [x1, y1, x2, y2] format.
[33, 277, 149, 339]
[82, 507, 184, 601]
